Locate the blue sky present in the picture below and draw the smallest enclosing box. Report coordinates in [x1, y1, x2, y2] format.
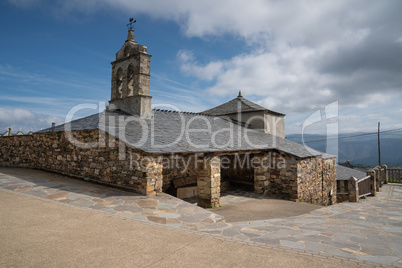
[1, 0, 402, 135]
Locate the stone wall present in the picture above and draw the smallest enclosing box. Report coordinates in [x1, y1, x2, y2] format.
[297, 156, 322, 204]
[161, 154, 198, 192]
[253, 150, 336, 206]
[221, 154, 254, 185]
[0, 130, 162, 196]
[322, 158, 337, 205]
[162, 154, 221, 208]
[255, 151, 298, 200]
[0, 131, 336, 206]
[296, 156, 336, 205]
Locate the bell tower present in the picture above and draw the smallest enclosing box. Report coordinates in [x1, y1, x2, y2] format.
[107, 19, 152, 119]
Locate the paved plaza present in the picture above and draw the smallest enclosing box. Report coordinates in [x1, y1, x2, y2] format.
[1, 168, 402, 267]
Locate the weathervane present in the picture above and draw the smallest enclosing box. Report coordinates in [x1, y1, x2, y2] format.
[127, 17, 136, 30]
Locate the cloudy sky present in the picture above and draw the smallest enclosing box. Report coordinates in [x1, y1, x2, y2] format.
[1, 0, 401, 135]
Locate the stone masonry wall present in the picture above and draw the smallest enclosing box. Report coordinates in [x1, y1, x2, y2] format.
[297, 156, 337, 205]
[162, 154, 221, 208]
[255, 151, 298, 200]
[297, 156, 323, 204]
[253, 150, 337, 205]
[0, 130, 162, 196]
[322, 158, 337, 205]
[221, 154, 254, 185]
[162, 154, 198, 192]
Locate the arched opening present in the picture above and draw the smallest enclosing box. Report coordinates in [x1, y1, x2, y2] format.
[127, 64, 135, 96]
[116, 68, 123, 98]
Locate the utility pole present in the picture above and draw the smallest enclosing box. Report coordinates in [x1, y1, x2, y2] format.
[378, 122, 381, 166]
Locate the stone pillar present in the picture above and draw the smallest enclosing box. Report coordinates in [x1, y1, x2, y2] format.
[367, 169, 376, 197]
[382, 164, 388, 184]
[373, 167, 380, 192]
[143, 156, 163, 196]
[348, 176, 359, 202]
[197, 156, 221, 208]
[253, 154, 270, 194]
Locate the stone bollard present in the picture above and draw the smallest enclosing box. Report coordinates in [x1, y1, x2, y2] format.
[367, 169, 376, 197]
[348, 176, 359, 202]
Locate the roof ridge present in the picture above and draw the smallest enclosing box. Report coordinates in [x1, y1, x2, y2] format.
[152, 109, 214, 117]
[238, 96, 269, 110]
[238, 96, 259, 110]
[202, 95, 274, 115]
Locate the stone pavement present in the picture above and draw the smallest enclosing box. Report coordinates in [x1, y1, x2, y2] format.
[0, 189, 358, 268]
[1, 168, 402, 267]
[0, 168, 224, 231]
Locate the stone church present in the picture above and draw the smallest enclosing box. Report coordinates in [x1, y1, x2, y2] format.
[0, 27, 337, 207]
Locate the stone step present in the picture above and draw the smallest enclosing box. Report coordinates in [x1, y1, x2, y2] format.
[177, 186, 198, 199]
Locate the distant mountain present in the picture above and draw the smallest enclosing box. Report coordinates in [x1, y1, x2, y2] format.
[286, 133, 402, 167]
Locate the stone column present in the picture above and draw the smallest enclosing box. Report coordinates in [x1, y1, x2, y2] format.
[197, 156, 221, 208]
[367, 169, 376, 197]
[253, 154, 270, 194]
[348, 176, 359, 202]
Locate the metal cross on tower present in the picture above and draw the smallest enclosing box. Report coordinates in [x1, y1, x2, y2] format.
[127, 18, 136, 30]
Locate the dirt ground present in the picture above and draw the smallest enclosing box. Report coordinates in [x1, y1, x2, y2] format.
[210, 198, 320, 222]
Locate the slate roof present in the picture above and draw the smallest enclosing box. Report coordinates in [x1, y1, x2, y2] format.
[202, 95, 285, 116]
[39, 110, 332, 159]
[336, 165, 367, 181]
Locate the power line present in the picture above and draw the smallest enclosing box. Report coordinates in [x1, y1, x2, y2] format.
[300, 127, 402, 144]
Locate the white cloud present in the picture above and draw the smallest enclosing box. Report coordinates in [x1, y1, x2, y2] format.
[177, 50, 194, 62]
[6, 1, 391, 41]
[0, 107, 63, 133]
[177, 50, 224, 81]
[7, 0, 402, 133]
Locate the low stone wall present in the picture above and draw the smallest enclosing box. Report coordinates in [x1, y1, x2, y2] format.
[0, 130, 162, 195]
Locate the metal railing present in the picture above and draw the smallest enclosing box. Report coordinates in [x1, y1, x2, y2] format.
[388, 168, 402, 183]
